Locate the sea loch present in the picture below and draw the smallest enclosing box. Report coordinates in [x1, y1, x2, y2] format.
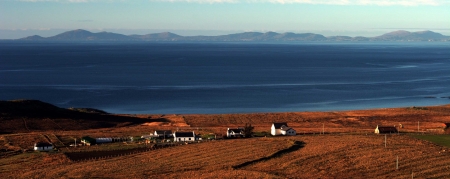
[1, 42, 450, 114]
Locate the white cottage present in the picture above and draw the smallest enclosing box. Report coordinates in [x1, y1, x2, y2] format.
[271, 123, 296, 136]
[173, 131, 196, 142]
[34, 142, 53, 151]
[226, 128, 244, 138]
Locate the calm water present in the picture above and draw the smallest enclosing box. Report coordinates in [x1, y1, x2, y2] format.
[1, 42, 450, 114]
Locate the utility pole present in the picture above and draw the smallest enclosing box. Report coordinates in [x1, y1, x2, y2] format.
[74, 138, 76, 147]
[322, 123, 324, 135]
[418, 121, 420, 132]
[396, 156, 399, 170]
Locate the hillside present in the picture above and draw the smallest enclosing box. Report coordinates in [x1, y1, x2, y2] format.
[16, 29, 450, 42]
[2, 100, 450, 178]
[2, 135, 450, 178]
[373, 30, 448, 41]
[0, 100, 155, 133]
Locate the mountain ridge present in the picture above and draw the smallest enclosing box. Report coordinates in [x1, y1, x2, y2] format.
[17, 29, 450, 42]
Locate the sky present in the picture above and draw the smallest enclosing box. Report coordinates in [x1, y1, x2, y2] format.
[1, 0, 450, 39]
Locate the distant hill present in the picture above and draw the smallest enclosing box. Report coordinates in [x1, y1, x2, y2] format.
[373, 30, 448, 41]
[20, 29, 136, 41]
[16, 29, 450, 42]
[0, 99, 151, 133]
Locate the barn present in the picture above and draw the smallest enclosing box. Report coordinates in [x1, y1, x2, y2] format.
[374, 125, 398, 134]
[154, 130, 173, 138]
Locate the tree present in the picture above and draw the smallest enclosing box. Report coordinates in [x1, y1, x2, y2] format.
[243, 123, 254, 138]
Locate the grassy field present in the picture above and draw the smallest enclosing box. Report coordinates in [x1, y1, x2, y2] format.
[411, 134, 450, 148]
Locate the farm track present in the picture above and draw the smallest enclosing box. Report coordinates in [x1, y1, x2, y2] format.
[232, 141, 305, 169]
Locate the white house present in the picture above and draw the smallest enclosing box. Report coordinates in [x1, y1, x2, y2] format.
[173, 131, 196, 142]
[34, 142, 53, 151]
[227, 128, 244, 138]
[271, 123, 296, 136]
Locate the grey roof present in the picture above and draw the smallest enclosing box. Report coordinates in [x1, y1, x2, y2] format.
[155, 130, 172, 135]
[281, 126, 295, 131]
[273, 122, 288, 129]
[174, 132, 195, 138]
[35, 142, 52, 147]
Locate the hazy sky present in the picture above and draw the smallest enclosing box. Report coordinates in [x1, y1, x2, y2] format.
[1, 0, 450, 38]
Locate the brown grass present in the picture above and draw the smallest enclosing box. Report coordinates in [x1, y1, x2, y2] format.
[3, 104, 450, 178]
[2, 134, 450, 178]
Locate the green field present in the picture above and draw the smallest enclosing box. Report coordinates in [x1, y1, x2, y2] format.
[411, 134, 450, 148]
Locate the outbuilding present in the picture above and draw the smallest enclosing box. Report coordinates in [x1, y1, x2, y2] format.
[374, 125, 398, 134]
[34, 142, 53, 151]
[154, 130, 173, 138]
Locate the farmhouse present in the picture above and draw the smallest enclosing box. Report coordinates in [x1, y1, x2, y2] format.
[374, 125, 398, 134]
[34, 142, 53, 151]
[154, 130, 173, 138]
[271, 122, 296, 136]
[227, 128, 244, 138]
[173, 131, 196, 142]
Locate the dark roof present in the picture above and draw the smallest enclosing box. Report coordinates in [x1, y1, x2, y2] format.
[155, 130, 172, 135]
[377, 126, 398, 133]
[174, 132, 195, 137]
[228, 128, 244, 133]
[281, 126, 295, 131]
[273, 123, 288, 129]
[35, 142, 52, 147]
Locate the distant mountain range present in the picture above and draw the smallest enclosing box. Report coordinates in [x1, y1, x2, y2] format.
[16, 29, 450, 42]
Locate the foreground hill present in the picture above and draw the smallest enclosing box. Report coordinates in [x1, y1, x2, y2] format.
[2, 135, 450, 178]
[0, 100, 154, 133]
[17, 29, 450, 42]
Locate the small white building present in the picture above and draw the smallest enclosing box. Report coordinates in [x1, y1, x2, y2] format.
[34, 142, 53, 151]
[226, 128, 244, 138]
[271, 123, 296, 136]
[173, 131, 196, 142]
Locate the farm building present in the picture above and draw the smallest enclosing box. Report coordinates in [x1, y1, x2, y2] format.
[81, 136, 96, 146]
[34, 142, 53, 151]
[374, 125, 398, 134]
[173, 131, 196, 142]
[227, 128, 244, 138]
[154, 130, 173, 138]
[96, 138, 113, 144]
[271, 122, 296, 136]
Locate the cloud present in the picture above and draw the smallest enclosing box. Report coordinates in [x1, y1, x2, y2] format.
[17, 0, 449, 5]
